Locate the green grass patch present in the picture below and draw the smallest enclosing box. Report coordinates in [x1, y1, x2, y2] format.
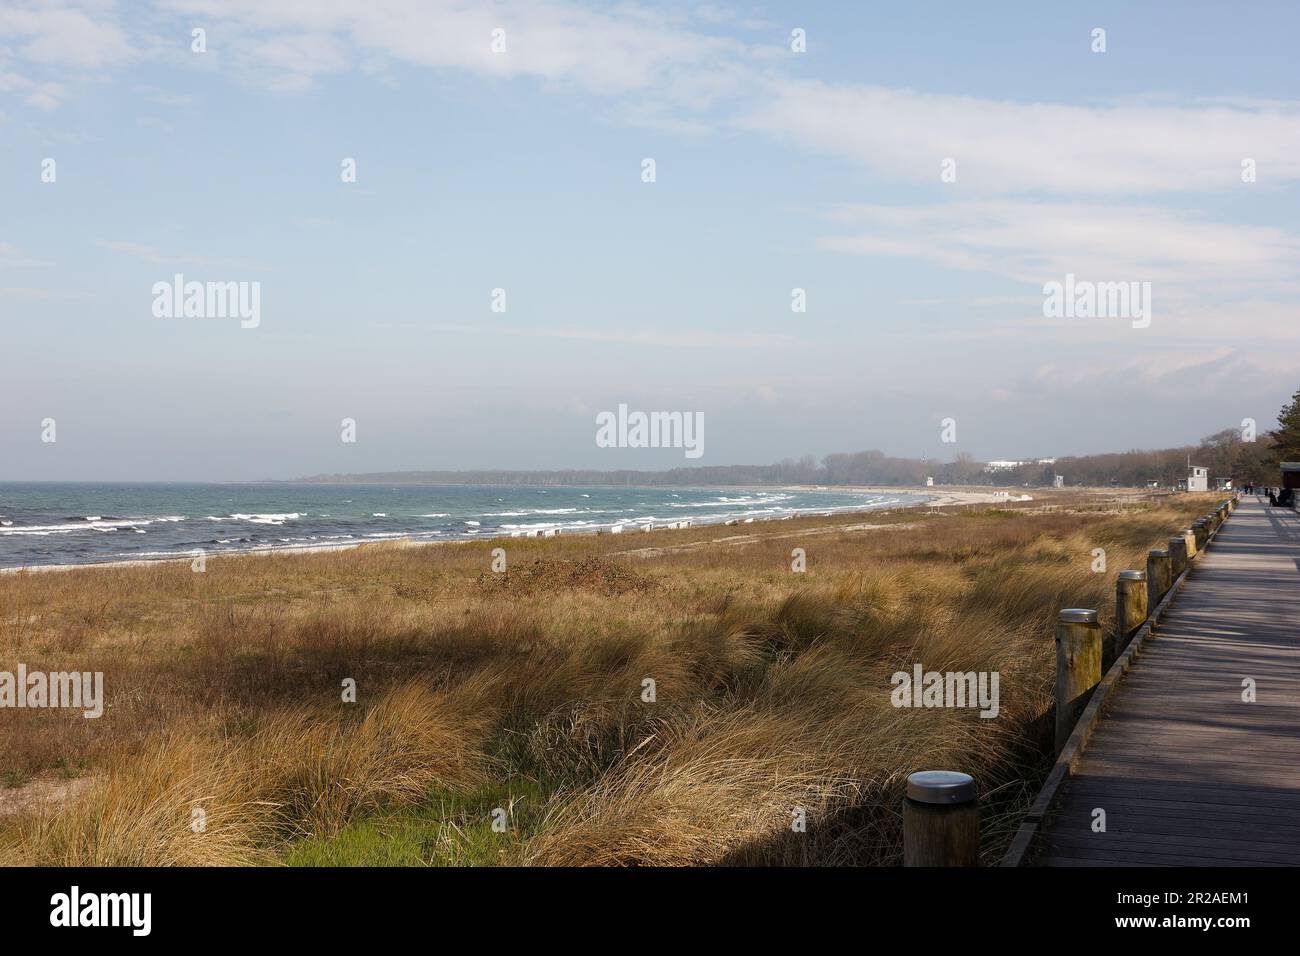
[282, 779, 551, 867]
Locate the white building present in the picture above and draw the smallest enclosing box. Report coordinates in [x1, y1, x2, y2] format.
[985, 457, 1059, 472]
[1187, 465, 1208, 492]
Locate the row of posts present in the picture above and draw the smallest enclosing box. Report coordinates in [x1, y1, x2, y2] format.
[902, 495, 1237, 866]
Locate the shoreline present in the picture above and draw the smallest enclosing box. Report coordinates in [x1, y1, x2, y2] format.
[0, 487, 971, 576]
[0, 486, 1045, 577]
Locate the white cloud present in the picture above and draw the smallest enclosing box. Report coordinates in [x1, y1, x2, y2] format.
[739, 80, 1300, 194]
[160, 0, 749, 102]
[0, 2, 134, 70]
[0, 243, 53, 267]
[8, 0, 1300, 212]
[0, 69, 68, 110]
[819, 200, 1300, 293]
[1031, 347, 1245, 390]
[0, 2, 135, 108]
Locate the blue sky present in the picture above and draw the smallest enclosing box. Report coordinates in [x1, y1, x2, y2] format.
[3, 1, 1299, 480]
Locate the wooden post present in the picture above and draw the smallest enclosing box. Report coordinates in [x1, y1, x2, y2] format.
[1192, 520, 1208, 551]
[1180, 528, 1198, 561]
[1147, 549, 1171, 612]
[1114, 570, 1148, 661]
[1168, 536, 1188, 578]
[1055, 608, 1102, 752]
[903, 771, 979, 867]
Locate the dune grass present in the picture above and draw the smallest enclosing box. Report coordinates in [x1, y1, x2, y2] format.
[0, 492, 1217, 865]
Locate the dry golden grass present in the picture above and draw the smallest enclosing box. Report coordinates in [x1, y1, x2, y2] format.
[0, 492, 1218, 866]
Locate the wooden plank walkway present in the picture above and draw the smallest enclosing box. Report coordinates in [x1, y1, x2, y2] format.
[1036, 497, 1300, 866]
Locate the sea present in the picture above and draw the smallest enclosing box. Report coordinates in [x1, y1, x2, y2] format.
[0, 483, 929, 569]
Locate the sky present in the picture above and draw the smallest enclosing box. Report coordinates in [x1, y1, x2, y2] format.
[2, 0, 1299, 481]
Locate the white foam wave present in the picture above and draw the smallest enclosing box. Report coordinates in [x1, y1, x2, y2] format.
[0, 518, 151, 535]
[227, 513, 302, 525]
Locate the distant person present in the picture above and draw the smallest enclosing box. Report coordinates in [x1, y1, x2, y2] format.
[1269, 490, 1278, 506]
[1282, 488, 1295, 507]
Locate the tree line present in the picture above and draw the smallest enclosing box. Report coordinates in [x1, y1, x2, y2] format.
[295, 388, 1300, 489]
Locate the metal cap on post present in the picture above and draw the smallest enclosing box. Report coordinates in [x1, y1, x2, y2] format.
[903, 771, 979, 867]
[1059, 608, 1099, 625]
[907, 770, 977, 804]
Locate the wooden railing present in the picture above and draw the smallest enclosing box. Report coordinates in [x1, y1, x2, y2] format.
[901, 494, 1240, 867]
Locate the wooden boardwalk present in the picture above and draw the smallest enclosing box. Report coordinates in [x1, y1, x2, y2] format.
[1036, 497, 1300, 866]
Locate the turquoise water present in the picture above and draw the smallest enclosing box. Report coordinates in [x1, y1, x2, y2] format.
[0, 483, 928, 568]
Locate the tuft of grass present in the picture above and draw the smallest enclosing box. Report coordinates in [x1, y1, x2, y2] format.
[3, 681, 492, 865]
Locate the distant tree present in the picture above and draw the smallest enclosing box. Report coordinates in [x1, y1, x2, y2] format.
[1200, 428, 1238, 450]
[297, 414, 1293, 490]
[1233, 439, 1275, 484]
[1273, 387, 1300, 464]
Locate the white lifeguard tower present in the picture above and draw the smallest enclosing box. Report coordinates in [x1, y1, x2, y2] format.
[1187, 465, 1209, 492]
